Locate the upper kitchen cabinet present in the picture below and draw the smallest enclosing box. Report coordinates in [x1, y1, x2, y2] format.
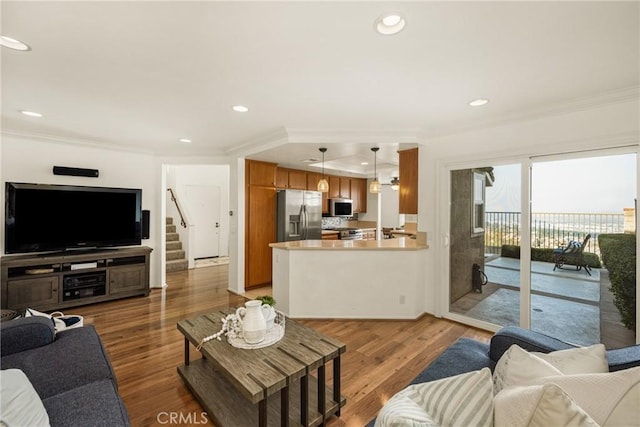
[276, 167, 309, 190]
[248, 160, 277, 187]
[307, 172, 329, 213]
[306, 172, 321, 191]
[351, 178, 367, 213]
[340, 178, 351, 199]
[399, 147, 418, 214]
[275, 167, 289, 188]
[287, 169, 307, 190]
[329, 176, 351, 199]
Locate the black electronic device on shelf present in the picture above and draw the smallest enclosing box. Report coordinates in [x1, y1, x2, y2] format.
[62, 271, 107, 301]
[4, 182, 142, 254]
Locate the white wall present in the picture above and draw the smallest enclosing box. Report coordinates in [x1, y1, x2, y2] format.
[357, 179, 401, 228]
[0, 135, 242, 293]
[168, 164, 231, 260]
[0, 134, 161, 287]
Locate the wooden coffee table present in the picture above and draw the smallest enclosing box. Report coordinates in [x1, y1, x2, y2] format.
[177, 309, 346, 427]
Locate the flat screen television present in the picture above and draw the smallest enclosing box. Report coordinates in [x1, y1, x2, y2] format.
[5, 182, 142, 254]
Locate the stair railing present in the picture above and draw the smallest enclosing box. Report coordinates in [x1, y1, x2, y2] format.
[167, 188, 187, 228]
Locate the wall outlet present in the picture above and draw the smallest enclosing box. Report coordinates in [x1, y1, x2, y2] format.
[399, 295, 406, 304]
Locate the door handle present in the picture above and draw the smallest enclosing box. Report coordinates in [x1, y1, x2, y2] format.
[302, 205, 308, 239]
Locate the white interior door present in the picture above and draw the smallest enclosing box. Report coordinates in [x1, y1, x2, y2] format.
[185, 185, 221, 259]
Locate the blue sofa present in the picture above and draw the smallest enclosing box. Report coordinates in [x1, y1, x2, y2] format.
[410, 326, 640, 385]
[1, 316, 130, 426]
[369, 326, 640, 426]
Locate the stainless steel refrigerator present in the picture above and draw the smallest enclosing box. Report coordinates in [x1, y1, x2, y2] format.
[276, 189, 322, 241]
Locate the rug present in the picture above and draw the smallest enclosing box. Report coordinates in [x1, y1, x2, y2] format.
[194, 257, 229, 268]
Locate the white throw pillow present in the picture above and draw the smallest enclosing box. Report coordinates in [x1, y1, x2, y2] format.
[527, 366, 640, 426]
[493, 344, 609, 394]
[375, 394, 436, 427]
[0, 369, 50, 427]
[494, 383, 598, 427]
[376, 367, 494, 427]
[493, 345, 562, 393]
[531, 344, 608, 375]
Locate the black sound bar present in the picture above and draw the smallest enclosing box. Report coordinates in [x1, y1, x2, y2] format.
[53, 166, 99, 178]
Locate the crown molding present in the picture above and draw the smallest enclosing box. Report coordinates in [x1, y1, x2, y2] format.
[285, 128, 422, 144]
[224, 127, 290, 158]
[1, 128, 157, 155]
[429, 86, 640, 139]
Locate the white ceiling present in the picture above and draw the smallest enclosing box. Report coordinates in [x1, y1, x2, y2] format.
[2, 1, 638, 178]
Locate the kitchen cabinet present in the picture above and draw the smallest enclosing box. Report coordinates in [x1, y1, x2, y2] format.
[287, 169, 307, 189]
[321, 231, 339, 240]
[350, 178, 367, 213]
[399, 147, 418, 214]
[245, 159, 278, 289]
[248, 160, 277, 187]
[306, 172, 321, 191]
[275, 167, 289, 188]
[362, 229, 376, 240]
[340, 178, 351, 199]
[307, 172, 329, 213]
[328, 176, 341, 198]
[276, 167, 307, 190]
[329, 176, 351, 199]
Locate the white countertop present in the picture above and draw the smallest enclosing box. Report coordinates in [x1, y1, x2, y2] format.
[269, 237, 427, 251]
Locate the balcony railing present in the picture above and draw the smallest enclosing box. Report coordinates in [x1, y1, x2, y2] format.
[484, 211, 626, 256]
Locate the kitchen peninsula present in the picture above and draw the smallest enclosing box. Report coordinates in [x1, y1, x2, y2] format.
[270, 237, 428, 319]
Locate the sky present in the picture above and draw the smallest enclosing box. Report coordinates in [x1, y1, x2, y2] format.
[485, 153, 636, 214]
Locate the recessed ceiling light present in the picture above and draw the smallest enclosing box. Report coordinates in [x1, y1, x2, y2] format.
[232, 105, 249, 113]
[361, 162, 369, 166]
[178, 138, 192, 143]
[19, 110, 43, 118]
[469, 98, 489, 107]
[375, 13, 406, 35]
[1, 36, 31, 51]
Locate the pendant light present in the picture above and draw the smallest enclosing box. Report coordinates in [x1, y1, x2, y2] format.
[369, 147, 381, 194]
[390, 177, 400, 191]
[317, 148, 329, 193]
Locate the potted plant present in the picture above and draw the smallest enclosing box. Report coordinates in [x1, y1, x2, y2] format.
[254, 295, 275, 306]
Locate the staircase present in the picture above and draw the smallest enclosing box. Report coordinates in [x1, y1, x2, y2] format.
[166, 217, 188, 273]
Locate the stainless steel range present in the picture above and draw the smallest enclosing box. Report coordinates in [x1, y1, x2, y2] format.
[334, 227, 363, 240]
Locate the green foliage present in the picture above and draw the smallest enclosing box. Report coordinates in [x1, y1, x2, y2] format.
[599, 234, 636, 332]
[254, 295, 276, 306]
[500, 245, 602, 268]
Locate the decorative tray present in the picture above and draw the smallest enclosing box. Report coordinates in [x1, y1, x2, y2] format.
[228, 310, 286, 349]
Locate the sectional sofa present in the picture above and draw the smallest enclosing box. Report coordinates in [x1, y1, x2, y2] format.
[371, 326, 640, 427]
[0, 316, 130, 426]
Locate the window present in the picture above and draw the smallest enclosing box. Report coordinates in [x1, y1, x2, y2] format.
[472, 172, 485, 235]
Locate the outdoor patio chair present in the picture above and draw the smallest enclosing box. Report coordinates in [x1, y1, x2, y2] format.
[553, 234, 592, 276]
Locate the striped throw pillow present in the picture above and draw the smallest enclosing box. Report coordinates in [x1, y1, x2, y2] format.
[375, 368, 494, 427]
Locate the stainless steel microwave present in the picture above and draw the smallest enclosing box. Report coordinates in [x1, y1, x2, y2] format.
[329, 198, 353, 217]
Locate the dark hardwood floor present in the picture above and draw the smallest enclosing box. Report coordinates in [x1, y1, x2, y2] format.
[70, 265, 491, 426]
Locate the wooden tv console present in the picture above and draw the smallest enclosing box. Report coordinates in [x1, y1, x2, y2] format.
[1, 246, 152, 312]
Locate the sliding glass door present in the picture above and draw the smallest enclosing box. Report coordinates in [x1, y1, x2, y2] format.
[448, 164, 522, 329]
[447, 150, 637, 348]
[530, 152, 637, 347]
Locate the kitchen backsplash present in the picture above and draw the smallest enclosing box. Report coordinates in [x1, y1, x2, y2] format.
[321, 217, 350, 229]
